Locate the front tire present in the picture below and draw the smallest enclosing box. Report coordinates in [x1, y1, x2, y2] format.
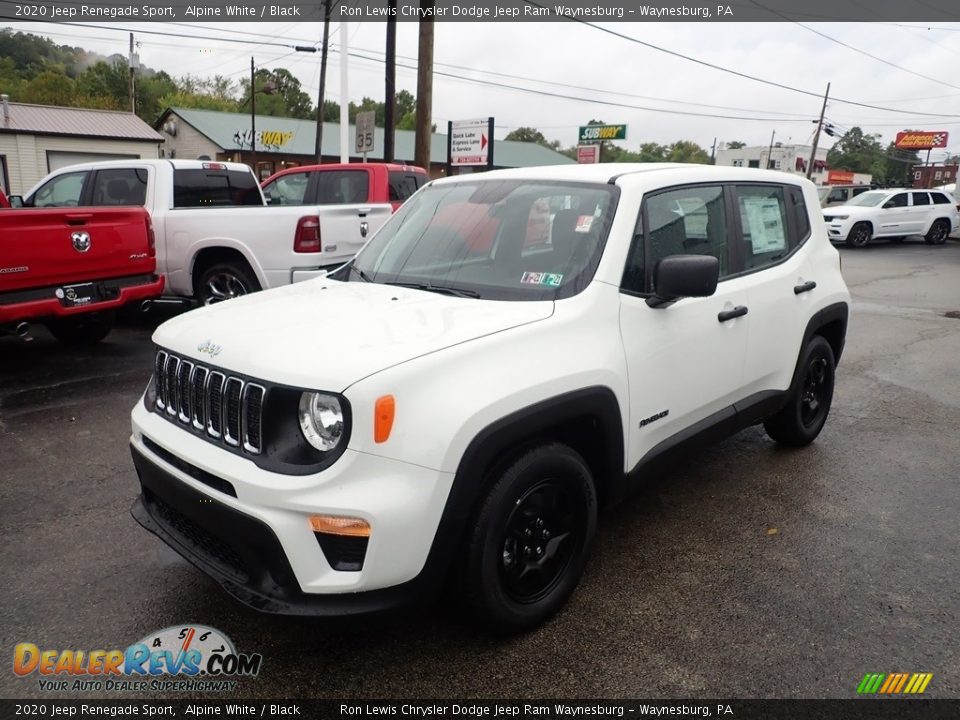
[925, 219, 950, 245]
[764, 336, 836, 447]
[462, 443, 597, 633]
[845, 222, 872, 248]
[46, 312, 115, 345]
[196, 262, 261, 305]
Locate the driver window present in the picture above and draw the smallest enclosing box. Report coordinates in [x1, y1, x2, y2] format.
[884, 193, 908, 209]
[33, 172, 87, 207]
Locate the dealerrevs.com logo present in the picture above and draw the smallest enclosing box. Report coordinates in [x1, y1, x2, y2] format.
[13, 625, 262, 693]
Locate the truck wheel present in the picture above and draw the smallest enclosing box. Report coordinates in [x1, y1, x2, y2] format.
[46, 312, 115, 345]
[924, 219, 950, 245]
[196, 262, 261, 305]
[462, 443, 597, 632]
[845, 222, 872, 248]
[763, 335, 836, 447]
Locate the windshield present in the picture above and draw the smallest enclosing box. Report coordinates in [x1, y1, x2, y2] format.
[817, 187, 830, 202]
[331, 179, 619, 301]
[845, 191, 888, 207]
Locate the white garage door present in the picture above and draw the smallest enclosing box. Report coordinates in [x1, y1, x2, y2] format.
[47, 151, 139, 172]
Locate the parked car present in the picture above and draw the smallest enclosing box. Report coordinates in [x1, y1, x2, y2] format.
[262, 162, 428, 212]
[0, 188, 10, 208]
[817, 184, 872, 207]
[129, 164, 849, 631]
[822, 188, 959, 247]
[0, 205, 163, 343]
[12, 160, 366, 305]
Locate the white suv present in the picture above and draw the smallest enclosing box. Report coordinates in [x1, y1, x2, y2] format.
[130, 164, 850, 631]
[823, 188, 959, 247]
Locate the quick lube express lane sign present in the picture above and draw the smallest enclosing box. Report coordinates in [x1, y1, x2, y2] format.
[450, 118, 492, 166]
[579, 125, 627, 142]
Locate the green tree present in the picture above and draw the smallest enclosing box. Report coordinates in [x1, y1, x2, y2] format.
[725, 140, 746, 149]
[637, 142, 668, 162]
[826, 127, 885, 175]
[240, 67, 313, 119]
[666, 140, 710, 164]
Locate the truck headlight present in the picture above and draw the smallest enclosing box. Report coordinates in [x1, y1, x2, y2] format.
[299, 392, 344, 451]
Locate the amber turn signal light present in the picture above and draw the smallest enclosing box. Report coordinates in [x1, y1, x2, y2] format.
[374, 395, 395, 443]
[309, 515, 371, 537]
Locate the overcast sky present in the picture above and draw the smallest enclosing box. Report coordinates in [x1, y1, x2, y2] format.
[5, 19, 960, 160]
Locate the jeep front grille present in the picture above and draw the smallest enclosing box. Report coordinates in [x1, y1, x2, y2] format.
[152, 350, 264, 455]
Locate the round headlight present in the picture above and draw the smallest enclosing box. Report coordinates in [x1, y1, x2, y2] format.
[298, 392, 344, 452]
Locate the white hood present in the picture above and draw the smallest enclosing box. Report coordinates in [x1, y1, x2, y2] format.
[153, 279, 554, 391]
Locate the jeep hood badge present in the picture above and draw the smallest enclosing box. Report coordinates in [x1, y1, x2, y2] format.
[197, 340, 222, 357]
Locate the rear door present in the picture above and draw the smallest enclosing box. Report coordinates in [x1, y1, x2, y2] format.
[909, 192, 932, 234]
[0, 208, 152, 293]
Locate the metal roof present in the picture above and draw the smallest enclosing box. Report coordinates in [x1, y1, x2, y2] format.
[0, 102, 164, 141]
[159, 107, 575, 167]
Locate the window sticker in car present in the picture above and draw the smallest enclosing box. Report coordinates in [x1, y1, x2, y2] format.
[741, 196, 786, 253]
[575, 215, 594, 233]
[521, 272, 563, 287]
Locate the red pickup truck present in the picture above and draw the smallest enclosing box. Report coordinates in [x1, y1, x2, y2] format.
[0, 204, 164, 344]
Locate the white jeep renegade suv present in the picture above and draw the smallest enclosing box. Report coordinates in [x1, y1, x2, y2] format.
[130, 164, 850, 631]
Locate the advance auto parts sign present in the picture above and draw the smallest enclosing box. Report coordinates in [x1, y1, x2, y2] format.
[895, 131, 948, 150]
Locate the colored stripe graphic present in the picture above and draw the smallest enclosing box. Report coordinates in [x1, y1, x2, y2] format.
[858, 673, 933, 694]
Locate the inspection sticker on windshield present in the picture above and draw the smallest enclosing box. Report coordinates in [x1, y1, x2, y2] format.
[575, 215, 594, 233]
[521, 272, 563, 287]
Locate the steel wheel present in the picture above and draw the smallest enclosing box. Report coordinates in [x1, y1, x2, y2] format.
[800, 357, 830, 430]
[499, 479, 582, 604]
[764, 335, 836, 447]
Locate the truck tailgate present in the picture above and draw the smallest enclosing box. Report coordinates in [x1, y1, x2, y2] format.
[0, 207, 155, 292]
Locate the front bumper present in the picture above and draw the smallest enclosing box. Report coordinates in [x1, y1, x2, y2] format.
[130, 402, 455, 615]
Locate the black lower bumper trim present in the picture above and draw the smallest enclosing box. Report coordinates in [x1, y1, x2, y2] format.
[130, 442, 436, 617]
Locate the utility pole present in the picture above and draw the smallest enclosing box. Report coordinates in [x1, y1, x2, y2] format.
[314, 0, 330, 163]
[766, 130, 776, 170]
[384, 1, 397, 163]
[414, 6, 434, 172]
[806, 82, 830, 181]
[128, 33, 135, 114]
[710, 137, 717, 165]
[339, 22, 349, 163]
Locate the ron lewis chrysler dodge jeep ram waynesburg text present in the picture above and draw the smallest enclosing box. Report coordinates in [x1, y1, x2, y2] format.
[129, 164, 850, 632]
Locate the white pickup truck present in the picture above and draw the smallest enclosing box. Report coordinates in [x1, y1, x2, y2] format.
[13, 160, 377, 305]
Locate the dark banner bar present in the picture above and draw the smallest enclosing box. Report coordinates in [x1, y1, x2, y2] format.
[2, 699, 960, 719]
[0, 0, 958, 22]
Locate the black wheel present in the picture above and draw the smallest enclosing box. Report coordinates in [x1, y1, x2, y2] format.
[462, 443, 597, 632]
[845, 222, 872, 248]
[764, 336, 836, 447]
[196, 262, 260, 305]
[925, 219, 950, 245]
[46, 312, 115, 345]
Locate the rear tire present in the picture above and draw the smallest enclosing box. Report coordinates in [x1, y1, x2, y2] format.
[845, 222, 872, 248]
[195, 262, 261, 305]
[925, 219, 950, 245]
[461, 443, 597, 633]
[46, 312, 115, 345]
[764, 336, 836, 447]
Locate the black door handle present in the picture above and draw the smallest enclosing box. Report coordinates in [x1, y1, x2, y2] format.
[717, 306, 748, 322]
[794, 281, 817, 294]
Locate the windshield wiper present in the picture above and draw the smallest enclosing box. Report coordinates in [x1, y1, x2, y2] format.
[348, 263, 373, 283]
[385, 281, 481, 299]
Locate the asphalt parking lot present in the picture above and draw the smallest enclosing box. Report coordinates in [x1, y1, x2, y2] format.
[2, 238, 959, 700]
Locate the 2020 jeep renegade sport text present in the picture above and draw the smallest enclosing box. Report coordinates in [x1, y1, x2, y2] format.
[130, 164, 850, 632]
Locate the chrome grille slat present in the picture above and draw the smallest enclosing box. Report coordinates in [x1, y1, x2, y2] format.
[177, 361, 193, 424]
[223, 377, 243, 447]
[164, 356, 179, 417]
[207, 372, 225, 439]
[242, 384, 265, 454]
[191, 367, 208, 430]
[151, 349, 267, 459]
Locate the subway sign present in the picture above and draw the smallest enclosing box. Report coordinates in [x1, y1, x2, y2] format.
[578, 125, 627, 143]
[895, 131, 948, 150]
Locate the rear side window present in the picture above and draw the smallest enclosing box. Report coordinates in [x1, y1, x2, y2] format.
[931, 192, 952, 205]
[789, 186, 811, 242]
[315, 170, 369, 204]
[173, 169, 262, 208]
[737, 185, 789, 271]
[91, 168, 147, 206]
[912, 192, 931, 206]
[388, 171, 426, 202]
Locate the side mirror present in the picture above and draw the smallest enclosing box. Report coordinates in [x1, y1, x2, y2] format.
[8, 195, 24, 208]
[647, 254, 719, 308]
